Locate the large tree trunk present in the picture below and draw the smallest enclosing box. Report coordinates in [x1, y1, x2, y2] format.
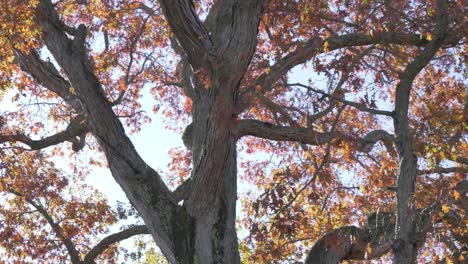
[181, 83, 241, 263]
[184, 137, 240, 263]
[155, 0, 265, 260]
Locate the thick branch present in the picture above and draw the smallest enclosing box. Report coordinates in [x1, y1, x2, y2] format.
[305, 224, 392, 263]
[236, 119, 394, 153]
[236, 119, 332, 144]
[15, 49, 82, 112]
[158, 0, 215, 69]
[306, 190, 465, 264]
[450, 156, 468, 166]
[0, 116, 88, 151]
[83, 225, 149, 263]
[171, 179, 192, 203]
[209, 0, 268, 73]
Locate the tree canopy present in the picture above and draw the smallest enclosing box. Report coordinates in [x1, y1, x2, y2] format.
[0, 0, 466, 263]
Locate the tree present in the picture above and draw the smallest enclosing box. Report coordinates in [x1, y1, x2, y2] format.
[0, 0, 466, 263]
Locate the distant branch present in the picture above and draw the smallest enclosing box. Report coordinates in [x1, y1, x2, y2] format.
[320, 186, 359, 212]
[286, 83, 394, 117]
[271, 107, 344, 219]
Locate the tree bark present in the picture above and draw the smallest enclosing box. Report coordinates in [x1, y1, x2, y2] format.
[186, 134, 240, 263]
[391, 1, 448, 263]
[178, 76, 241, 263]
[157, 1, 267, 262]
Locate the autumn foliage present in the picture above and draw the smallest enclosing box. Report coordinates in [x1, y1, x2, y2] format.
[0, 0, 466, 263]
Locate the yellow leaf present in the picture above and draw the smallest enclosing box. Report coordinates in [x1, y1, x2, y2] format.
[453, 190, 460, 200]
[264, 67, 271, 74]
[323, 41, 330, 52]
[255, 85, 262, 92]
[69, 87, 76, 95]
[6, 56, 14, 63]
[313, 223, 321, 233]
[446, 258, 454, 264]
[366, 244, 372, 254]
[426, 33, 432, 41]
[360, 185, 366, 193]
[441, 204, 450, 214]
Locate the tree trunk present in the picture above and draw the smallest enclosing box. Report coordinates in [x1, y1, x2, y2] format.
[392, 134, 418, 264]
[179, 84, 241, 263]
[391, 1, 448, 262]
[184, 137, 240, 263]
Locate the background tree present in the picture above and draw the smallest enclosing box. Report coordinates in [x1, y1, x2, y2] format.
[0, 0, 466, 263]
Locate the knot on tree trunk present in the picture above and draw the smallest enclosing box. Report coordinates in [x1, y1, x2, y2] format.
[182, 122, 193, 150]
[391, 238, 405, 252]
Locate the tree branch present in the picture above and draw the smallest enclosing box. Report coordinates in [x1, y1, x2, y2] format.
[0, 115, 88, 151]
[110, 12, 154, 106]
[14, 49, 83, 112]
[271, 107, 344, 220]
[209, 0, 268, 72]
[8, 188, 82, 264]
[305, 186, 465, 264]
[304, 225, 392, 264]
[450, 156, 468, 166]
[286, 83, 394, 117]
[171, 179, 192, 203]
[236, 119, 394, 153]
[83, 225, 149, 263]
[252, 31, 459, 96]
[158, 0, 216, 70]
[392, 0, 448, 262]
[418, 166, 468, 175]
